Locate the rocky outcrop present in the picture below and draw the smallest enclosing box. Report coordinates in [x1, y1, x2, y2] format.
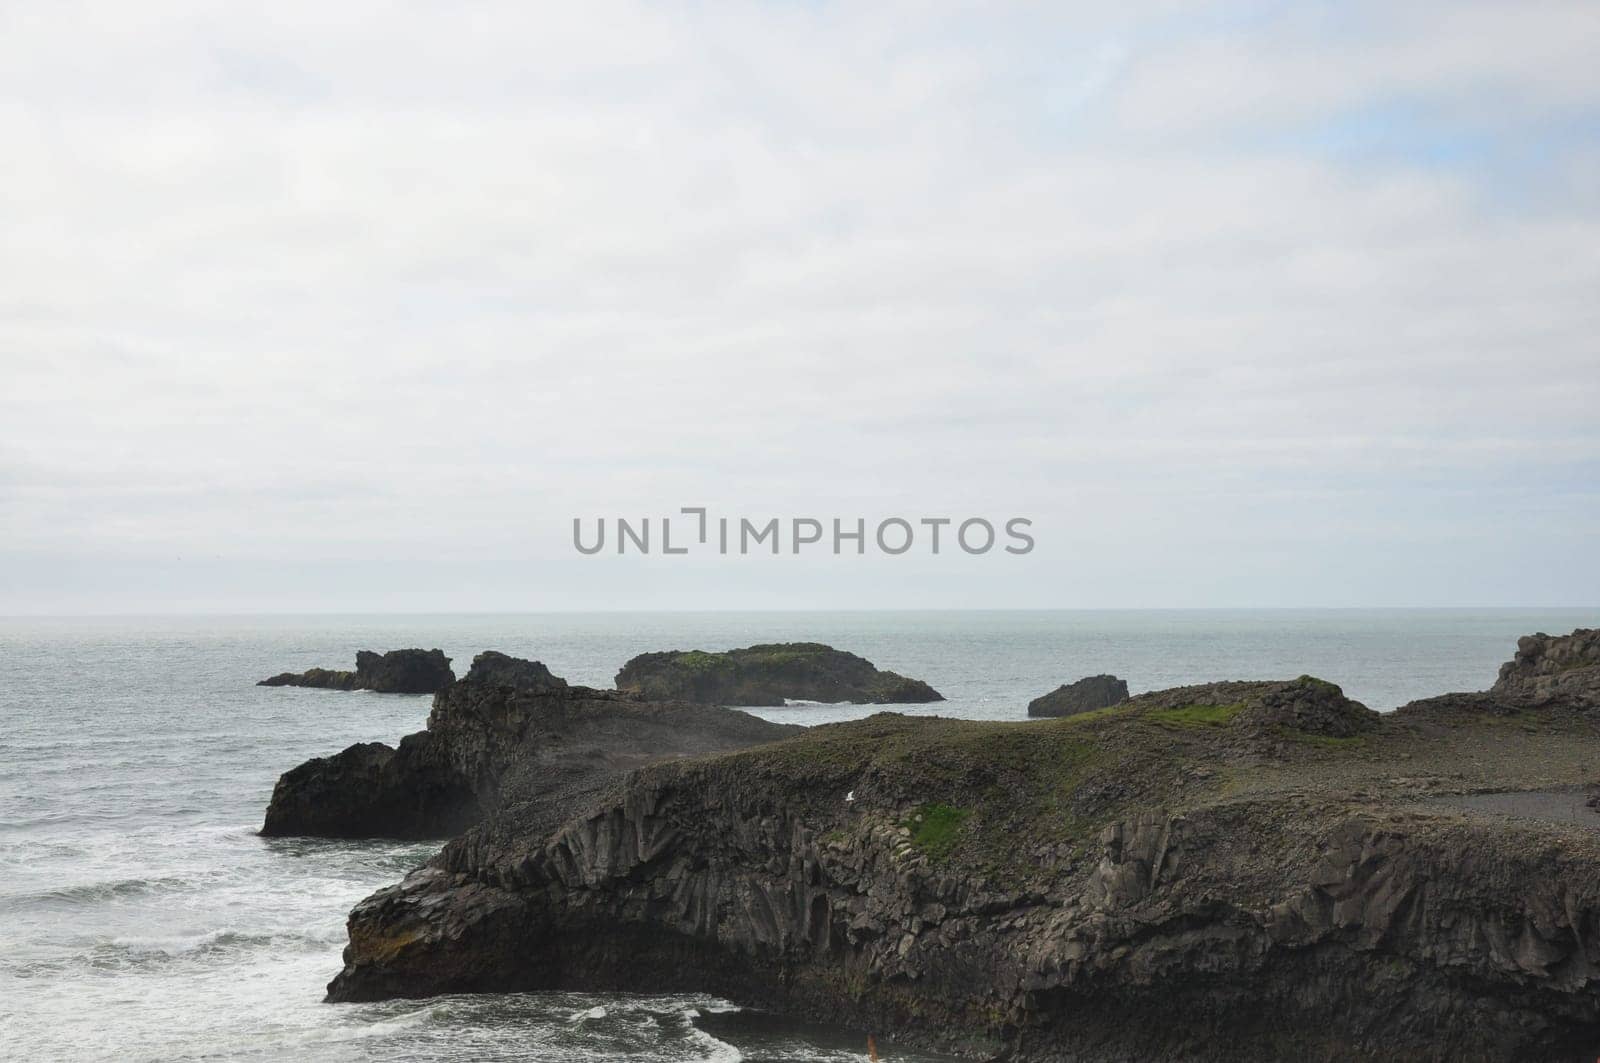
[1027, 674, 1128, 717]
[463, 650, 566, 691]
[331, 766, 1600, 1061]
[260, 738, 483, 840]
[258, 648, 455, 694]
[1114, 675, 1382, 740]
[1493, 629, 1600, 707]
[323, 634, 1600, 1060]
[615, 642, 943, 706]
[261, 654, 797, 840]
[1393, 628, 1600, 725]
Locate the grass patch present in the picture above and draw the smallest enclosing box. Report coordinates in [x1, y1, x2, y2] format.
[906, 802, 970, 859]
[709, 714, 1124, 885]
[1054, 704, 1130, 725]
[673, 650, 737, 674]
[1148, 702, 1246, 728]
[1278, 727, 1366, 749]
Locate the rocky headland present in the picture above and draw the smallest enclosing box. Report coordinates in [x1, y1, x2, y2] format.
[258, 648, 456, 694]
[313, 629, 1600, 1061]
[615, 642, 944, 706]
[1026, 674, 1129, 717]
[261, 650, 798, 839]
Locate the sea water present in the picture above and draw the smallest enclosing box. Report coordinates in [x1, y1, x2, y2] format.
[2, 609, 1595, 1061]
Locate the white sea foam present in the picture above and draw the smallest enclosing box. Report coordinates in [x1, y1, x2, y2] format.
[682, 1010, 745, 1063]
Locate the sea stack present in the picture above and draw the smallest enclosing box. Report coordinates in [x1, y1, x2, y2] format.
[258, 648, 455, 694]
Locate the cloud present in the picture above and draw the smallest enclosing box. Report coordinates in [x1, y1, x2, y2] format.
[1, 0, 1597, 608]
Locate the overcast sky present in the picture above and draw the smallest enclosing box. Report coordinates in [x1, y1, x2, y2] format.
[2, 1, 1598, 612]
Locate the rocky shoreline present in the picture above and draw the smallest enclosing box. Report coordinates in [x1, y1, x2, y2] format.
[270, 630, 1600, 1061]
[262, 650, 798, 839]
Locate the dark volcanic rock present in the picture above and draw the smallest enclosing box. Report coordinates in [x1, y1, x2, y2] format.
[464, 650, 566, 691]
[1027, 674, 1129, 717]
[258, 648, 455, 694]
[325, 637, 1600, 1061]
[614, 642, 943, 706]
[261, 653, 797, 840]
[260, 739, 482, 840]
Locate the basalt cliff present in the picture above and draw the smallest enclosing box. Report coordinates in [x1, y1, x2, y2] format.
[321, 630, 1600, 1061]
[615, 642, 944, 706]
[261, 650, 798, 839]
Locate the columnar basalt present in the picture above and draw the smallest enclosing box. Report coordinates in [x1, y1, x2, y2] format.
[317, 631, 1600, 1061]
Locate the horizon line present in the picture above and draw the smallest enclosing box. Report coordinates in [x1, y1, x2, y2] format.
[4, 605, 1599, 620]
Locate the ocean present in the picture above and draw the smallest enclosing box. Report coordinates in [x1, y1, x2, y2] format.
[3, 609, 1596, 1061]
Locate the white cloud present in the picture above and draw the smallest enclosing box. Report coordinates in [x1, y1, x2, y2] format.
[1, 0, 1597, 608]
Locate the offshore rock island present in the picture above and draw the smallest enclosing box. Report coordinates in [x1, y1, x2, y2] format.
[258, 648, 456, 694]
[615, 642, 944, 706]
[269, 630, 1600, 1061]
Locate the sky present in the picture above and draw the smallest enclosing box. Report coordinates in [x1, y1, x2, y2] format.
[2, 0, 1598, 612]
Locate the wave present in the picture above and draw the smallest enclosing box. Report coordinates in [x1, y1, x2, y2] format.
[682, 1009, 744, 1063]
[0, 875, 190, 912]
[10, 926, 339, 976]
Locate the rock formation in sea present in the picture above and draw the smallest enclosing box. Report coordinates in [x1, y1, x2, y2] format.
[1026, 673, 1129, 717]
[614, 642, 943, 706]
[258, 648, 456, 694]
[462, 649, 567, 691]
[320, 630, 1600, 1060]
[260, 651, 798, 839]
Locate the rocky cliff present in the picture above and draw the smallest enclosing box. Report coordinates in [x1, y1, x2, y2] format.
[258, 648, 455, 694]
[615, 642, 943, 706]
[1493, 628, 1600, 707]
[324, 632, 1600, 1060]
[1026, 674, 1129, 717]
[261, 651, 798, 839]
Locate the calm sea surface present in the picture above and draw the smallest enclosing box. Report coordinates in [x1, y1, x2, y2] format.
[2, 609, 1595, 1061]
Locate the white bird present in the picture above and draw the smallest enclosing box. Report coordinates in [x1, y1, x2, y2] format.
[845, 790, 855, 802]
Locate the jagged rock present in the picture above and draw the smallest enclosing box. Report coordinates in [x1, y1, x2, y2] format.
[615, 642, 943, 706]
[1027, 674, 1129, 717]
[323, 635, 1600, 1060]
[260, 738, 481, 840]
[1393, 628, 1600, 725]
[1242, 675, 1380, 737]
[260, 653, 797, 840]
[258, 648, 455, 694]
[1492, 628, 1600, 707]
[464, 650, 566, 691]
